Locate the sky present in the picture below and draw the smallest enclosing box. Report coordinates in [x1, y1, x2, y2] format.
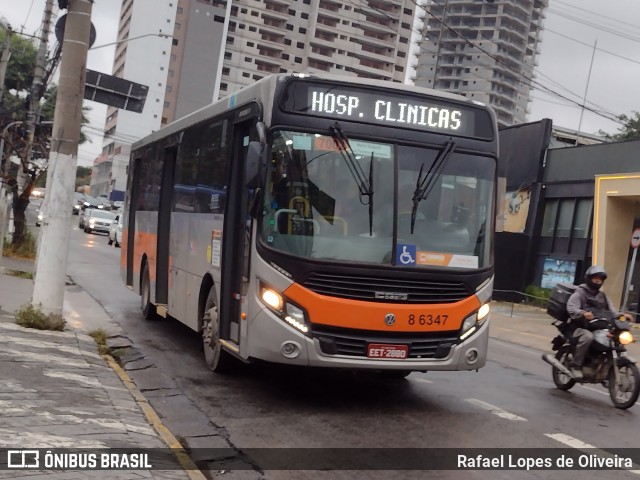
[0, 0, 639, 167]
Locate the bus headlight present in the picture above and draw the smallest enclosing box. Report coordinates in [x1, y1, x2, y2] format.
[460, 315, 477, 341]
[460, 303, 490, 341]
[260, 286, 283, 311]
[259, 282, 310, 335]
[477, 303, 490, 323]
[284, 303, 309, 334]
[619, 331, 634, 345]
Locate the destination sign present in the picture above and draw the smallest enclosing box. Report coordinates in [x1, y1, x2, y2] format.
[280, 80, 494, 139]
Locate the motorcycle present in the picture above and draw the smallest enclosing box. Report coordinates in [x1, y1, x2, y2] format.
[542, 312, 640, 409]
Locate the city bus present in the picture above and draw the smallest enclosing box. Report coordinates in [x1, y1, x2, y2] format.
[121, 73, 498, 376]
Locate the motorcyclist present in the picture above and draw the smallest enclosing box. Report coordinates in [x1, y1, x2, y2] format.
[566, 265, 633, 380]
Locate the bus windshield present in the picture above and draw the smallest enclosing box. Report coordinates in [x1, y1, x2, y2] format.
[260, 130, 495, 269]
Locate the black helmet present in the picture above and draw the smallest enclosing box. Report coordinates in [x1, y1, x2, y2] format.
[585, 265, 607, 290]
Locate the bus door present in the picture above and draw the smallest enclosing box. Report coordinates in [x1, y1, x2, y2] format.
[155, 146, 177, 305]
[126, 157, 142, 287]
[219, 119, 254, 343]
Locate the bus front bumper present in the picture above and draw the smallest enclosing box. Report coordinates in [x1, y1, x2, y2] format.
[246, 310, 489, 371]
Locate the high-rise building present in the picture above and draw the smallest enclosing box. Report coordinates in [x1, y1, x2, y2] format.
[412, 0, 548, 126]
[92, 0, 229, 198]
[220, 0, 416, 96]
[92, 0, 418, 199]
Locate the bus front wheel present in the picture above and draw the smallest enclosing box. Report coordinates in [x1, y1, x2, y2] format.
[202, 289, 234, 373]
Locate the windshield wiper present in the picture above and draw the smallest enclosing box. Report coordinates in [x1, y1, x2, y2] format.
[410, 141, 456, 234]
[330, 123, 373, 197]
[329, 123, 375, 235]
[368, 152, 374, 236]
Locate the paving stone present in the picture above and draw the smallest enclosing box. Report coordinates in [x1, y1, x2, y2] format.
[127, 368, 177, 391]
[107, 336, 134, 349]
[124, 358, 156, 371]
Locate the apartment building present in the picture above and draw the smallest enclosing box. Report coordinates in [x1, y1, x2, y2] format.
[413, 0, 548, 126]
[92, 0, 418, 198]
[220, 0, 416, 95]
[92, 0, 228, 198]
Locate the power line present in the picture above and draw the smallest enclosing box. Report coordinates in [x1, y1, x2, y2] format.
[554, 0, 640, 34]
[21, 0, 37, 33]
[413, 0, 624, 124]
[546, 7, 640, 44]
[545, 28, 640, 66]
[529, 94, 581, 108]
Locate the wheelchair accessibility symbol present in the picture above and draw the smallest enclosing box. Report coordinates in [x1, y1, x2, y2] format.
[396, 244, 416, 266]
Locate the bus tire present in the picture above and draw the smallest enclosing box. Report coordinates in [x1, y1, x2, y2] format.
[140, 262, 157, 320]
[202, 288, 234, 373]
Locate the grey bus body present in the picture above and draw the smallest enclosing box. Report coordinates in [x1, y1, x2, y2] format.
[121, 73, 498, 372]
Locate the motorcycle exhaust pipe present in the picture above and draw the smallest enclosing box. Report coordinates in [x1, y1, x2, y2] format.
[542, 353, 575, 378]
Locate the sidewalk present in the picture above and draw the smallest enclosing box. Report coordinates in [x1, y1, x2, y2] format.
[0, 255, 204, 480]
[490, 301, 640, 358]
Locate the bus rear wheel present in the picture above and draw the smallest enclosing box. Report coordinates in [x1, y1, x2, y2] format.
[202, 289, 234, 373]
[140, 262, 157, 320]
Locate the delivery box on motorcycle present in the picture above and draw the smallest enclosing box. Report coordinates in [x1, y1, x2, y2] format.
[546, 283, 579, 322]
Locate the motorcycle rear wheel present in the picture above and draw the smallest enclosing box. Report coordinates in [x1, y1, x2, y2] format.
[608, 363, 640, 410]
[552, 347, 576, 391]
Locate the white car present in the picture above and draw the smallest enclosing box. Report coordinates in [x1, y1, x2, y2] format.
[108, 213, 123, 247]
[36, 208, 44, 227]
[83, 209, 116, 234]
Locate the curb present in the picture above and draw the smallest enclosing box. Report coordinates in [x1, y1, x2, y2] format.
[104, 354, 208, 480]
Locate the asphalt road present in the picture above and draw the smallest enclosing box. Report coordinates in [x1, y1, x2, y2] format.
[55, 217, 640, 480]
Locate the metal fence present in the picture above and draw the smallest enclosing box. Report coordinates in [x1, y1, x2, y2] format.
[493, 289, 549, 318]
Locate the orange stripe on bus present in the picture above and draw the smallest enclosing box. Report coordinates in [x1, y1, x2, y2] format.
[121, 228, 172, 290]
[284, 282, 481, 332]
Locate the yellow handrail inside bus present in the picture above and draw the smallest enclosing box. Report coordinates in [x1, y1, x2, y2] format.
[288, 196, 309, 215]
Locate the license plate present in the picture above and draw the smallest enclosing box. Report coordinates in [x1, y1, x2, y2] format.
[367, 344, 408, 359]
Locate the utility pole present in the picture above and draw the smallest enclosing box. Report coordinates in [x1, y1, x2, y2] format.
[0, 25, 12, 245]
[0, 24, 11, 108]
[23, 0, 55, 187]
[32, 0, 93, 315]
[575, 38, 597, 146]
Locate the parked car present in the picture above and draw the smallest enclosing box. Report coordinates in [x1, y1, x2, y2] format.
[83, 209, 116, 234]
[72, 200, 83, 215]
[35, 208, 44, 227]
[108, 212, 123, 247]
[78, 207, 91, 229]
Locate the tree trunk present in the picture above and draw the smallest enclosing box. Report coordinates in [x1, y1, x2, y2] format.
[10, 185, 31, 246]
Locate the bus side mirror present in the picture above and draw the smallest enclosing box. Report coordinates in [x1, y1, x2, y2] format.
[245, 141, 263, 188]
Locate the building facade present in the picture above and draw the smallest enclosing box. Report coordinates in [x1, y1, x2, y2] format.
[221, 0, 416, 96]
[495, 120, 640, 316]
[91, 0, 418, 198]
[91, 0, 228, 198]
[413, 0, 548, 126]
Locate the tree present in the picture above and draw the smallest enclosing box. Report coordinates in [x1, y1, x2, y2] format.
[0, 27, 37, 94]
[75, 166, 92, 190]
[598, 111, 640, 142]
[1, 24, 90, 246]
